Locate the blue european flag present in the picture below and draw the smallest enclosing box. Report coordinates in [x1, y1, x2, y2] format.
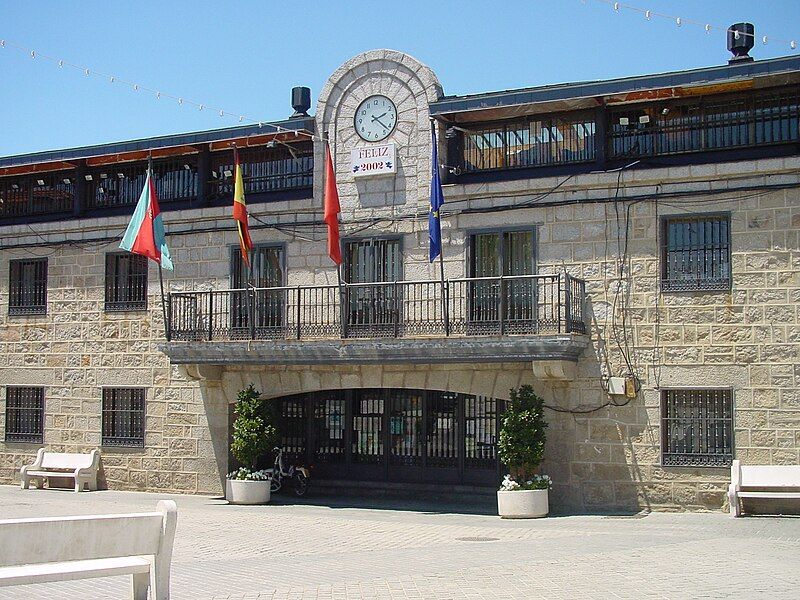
[428, 124, 444, 263]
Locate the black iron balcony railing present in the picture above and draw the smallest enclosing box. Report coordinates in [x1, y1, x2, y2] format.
[167, 273, 586, 342]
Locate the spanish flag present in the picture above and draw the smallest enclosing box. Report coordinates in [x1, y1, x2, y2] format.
[233, 147, 253, 268]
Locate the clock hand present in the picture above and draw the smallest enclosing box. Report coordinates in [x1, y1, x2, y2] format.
[372, 116, 391, 130]
[372, 112, 388, 120]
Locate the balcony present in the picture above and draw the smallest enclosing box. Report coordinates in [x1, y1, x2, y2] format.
[163, 274, 589, 368]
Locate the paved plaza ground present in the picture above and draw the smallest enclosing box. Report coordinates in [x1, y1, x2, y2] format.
[0, 485, 799, 599]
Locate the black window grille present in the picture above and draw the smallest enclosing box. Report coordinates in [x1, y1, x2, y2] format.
[462, 112, 595, 172]
[85, 157, 199, 209]
[9, 258, 48, 315]
[211, 142, 313, 197]
[0, 171, 74, 218]
[4, 387, 44, 443]
[662, 389, 733, 467]
[609, 86, 800, 158]
[105, 253, 148, 311]
[662, 215, 730, 291]
[102, 388, 145, 447]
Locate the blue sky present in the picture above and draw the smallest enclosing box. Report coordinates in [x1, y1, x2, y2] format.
[2, 0, 799, 156]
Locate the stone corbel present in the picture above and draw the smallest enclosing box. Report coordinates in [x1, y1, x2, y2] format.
[531, 360, 575, 382]
[179, 364, 223, 383]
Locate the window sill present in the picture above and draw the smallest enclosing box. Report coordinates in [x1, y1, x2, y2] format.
[8, 308, 47, 316]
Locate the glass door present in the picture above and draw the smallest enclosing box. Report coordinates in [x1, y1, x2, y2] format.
[424, 391, 460, 484]
[469, 230, 535, 334]
[388, 390, 424, 482]
[350, 390, 386, 480]
[310, 393, 347, 479]
[344, 238, 401, 336]
[231, 245, 285, 338]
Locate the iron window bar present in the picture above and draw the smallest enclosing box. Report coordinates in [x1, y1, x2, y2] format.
[4, 387, 45, 443]
[661, 388, 733, 467]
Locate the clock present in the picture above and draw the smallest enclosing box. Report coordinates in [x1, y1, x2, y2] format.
[354, 95, 397, 142]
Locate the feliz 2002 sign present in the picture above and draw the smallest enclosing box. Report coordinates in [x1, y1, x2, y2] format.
[351, 143, 396, 178]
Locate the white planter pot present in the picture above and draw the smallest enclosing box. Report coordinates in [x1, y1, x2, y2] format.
[497, 489, 549, 518]
[226, 479, 271, 505]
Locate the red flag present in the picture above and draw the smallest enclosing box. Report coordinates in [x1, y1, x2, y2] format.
[232, 147, 253, 268]
[324, 142, 342, 265]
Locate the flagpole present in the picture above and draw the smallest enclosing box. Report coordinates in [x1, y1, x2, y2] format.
[430, 120, 450, 336]
[146, 152, 171, 341]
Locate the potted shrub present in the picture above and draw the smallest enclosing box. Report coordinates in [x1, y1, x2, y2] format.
[497, 385, 551, 518]
[226, 384, 277, 505]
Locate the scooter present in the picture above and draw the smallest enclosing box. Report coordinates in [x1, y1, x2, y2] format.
[266, 447, 309, 496]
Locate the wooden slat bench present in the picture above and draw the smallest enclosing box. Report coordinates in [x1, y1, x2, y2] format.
[20, 448, 100, 492]
[0, 500, 178, 599]
[728, 459, 800, 517]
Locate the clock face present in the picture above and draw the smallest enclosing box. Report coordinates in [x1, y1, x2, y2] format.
[354, 95, 397, 142]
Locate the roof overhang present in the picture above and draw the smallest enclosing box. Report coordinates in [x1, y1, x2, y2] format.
[0, 118, 315, 177]
[431, 56, 800, 124]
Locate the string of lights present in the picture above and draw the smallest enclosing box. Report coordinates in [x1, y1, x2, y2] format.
[0, 37, 327, 142]
[583, 0, 798, 50]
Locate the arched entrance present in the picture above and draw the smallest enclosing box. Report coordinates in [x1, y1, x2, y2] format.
[276, 389, 505, 487]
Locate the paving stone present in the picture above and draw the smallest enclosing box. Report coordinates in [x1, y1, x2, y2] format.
[1, 486, 799, 599]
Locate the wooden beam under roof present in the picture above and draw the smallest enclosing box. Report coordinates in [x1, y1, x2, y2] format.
[0, 129, 314, 178]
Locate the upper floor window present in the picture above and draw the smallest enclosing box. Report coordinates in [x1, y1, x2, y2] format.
[230, 245, 286, 334]
[102, 387, 145, 448]
[86, 157, 198, 209]
[9, 258, 48, 315]
[462, 113, 595, 172]
[609, 86, 800, 159]
[4, 386, 45, 443]
[105, 252, 148, 311]
[211, 142, 313, 199]
[662, 389, 733, 467]
[0, 171, 74, 219]
[661, 215, 730, 292]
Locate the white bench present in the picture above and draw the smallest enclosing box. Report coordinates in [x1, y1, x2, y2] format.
[728, 459, 800, 517]
[0, 500, 178, 599]
[20, 448, 100, 492]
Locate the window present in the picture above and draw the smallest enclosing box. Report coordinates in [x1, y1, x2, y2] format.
[468, 229, 536, 331]
[4, 387, 45, 443]
[9, 258, 47, 315]
[462, 113, 595, 172]
[105, 252, 148, 311]
[662, 215, 730, 291]
[661, 389, 733, 467]
[230, 245, 286, 336]
[102, 388, 145, 447]
[344, 238, 402, 331]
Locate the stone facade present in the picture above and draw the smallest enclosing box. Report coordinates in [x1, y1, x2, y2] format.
[1, 50, 798, 512]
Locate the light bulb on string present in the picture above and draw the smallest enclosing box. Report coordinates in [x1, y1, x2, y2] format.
[792, 40, 797, 50]
[676, 17, 681, 27]
[645, 10, 650, 19]
[763, 36, 768, 45]
[705, 24, 711, 33]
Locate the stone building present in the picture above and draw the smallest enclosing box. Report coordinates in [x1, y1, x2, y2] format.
[1, 47, 798, 512]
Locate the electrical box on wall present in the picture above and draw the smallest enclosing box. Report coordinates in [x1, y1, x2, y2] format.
[608, 377, 638, 398]
[607, 377, 626, 395]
